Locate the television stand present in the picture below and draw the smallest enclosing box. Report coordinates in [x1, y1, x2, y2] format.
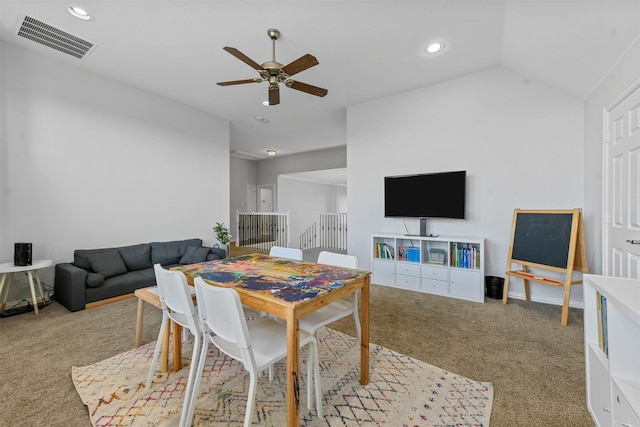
[371, 233, 485, 303]
[405, 233, 438, 238]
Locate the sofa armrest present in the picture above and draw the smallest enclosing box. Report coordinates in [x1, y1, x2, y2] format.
[54, 263, 88, 312]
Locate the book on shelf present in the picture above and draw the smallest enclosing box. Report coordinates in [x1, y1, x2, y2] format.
[596, 292, 608, 357]
[398, 246, 408, 261]
[449, 243, 480, 269]
[384, 244, 394, 260]
[428, 248, 446, 264]
[376, 242, 395, 260]
[407, 246, 420, 263]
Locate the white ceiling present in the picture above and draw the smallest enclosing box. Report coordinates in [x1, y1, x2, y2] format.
[2, 1, 640, 159]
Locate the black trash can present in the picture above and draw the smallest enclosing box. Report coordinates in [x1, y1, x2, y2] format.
[485, 276, 504, 299]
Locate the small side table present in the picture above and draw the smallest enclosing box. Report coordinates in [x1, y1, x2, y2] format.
[0, 260, 53, 315]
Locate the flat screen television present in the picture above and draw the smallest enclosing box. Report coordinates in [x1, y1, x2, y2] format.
[384, 170, 466, 219]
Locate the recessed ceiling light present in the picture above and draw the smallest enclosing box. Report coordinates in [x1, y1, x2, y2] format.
[425, 42, 445, 54]
[266, 149, 277, 157]
[68, 6, 93, 21]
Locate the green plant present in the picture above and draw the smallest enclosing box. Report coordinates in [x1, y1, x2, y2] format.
[213, 222, 231, 245]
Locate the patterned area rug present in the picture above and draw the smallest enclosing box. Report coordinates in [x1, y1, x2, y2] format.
[72, 328, 493, 426]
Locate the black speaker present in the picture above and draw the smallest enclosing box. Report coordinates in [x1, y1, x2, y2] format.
[14, 242, 32, 266]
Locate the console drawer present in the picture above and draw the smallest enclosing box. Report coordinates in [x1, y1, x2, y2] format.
[395, 274, 421, 290]
[422, 265, 448, 281]
[396, 263, 420, 277]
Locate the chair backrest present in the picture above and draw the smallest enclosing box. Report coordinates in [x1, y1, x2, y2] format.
[194, 276, 252, 356]
[317, 251, 358, 269]
[269, 246, 303, 261]
[153, 264, 198, 329]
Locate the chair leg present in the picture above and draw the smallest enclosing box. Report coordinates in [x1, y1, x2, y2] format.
[244, 370, 258, 427]
[307, 342, 313, 411]
[185, 335, 210, 425]
[179, 333, 201, 427]
[146, 313, 169, 389]
[311, 340, 323, 417]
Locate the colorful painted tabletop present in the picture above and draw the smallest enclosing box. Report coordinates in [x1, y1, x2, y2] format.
[173, 253, 370, 303]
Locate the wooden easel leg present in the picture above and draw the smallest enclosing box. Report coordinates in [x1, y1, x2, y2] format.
[502, 275, 510, 304]
[523, 266, 531, 301]
[561, 283, 571, 326]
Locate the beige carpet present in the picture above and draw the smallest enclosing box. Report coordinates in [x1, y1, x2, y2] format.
[73, 328, 493, 426]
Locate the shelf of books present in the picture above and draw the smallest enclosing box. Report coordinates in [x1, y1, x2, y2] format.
[371, 234, 485, 303]
[449, 242, 481, 270]
[583, 274, 640, 427]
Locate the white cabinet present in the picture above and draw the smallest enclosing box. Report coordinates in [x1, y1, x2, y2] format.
[583, 274, 640, 427]
[371, 234, 484, 303]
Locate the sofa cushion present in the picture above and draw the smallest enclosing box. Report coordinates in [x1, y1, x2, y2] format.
[150, 241, 182, 265]
[85, 273, 105, 288]
[118, 244, 152, 271]
[178, 238, 203, 255]
[180, 246, 210, 264]
[87, 250, 128, 279]
[74, 247, 118, 271]
[208, 246, 226, 260]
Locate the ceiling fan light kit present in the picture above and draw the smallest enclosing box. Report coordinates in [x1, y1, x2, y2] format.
[217, 28, 327, 106]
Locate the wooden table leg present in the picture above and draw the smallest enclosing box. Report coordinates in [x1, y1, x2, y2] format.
[135, 297, 144, 347]
[161, 320, 170, 372]
[33, 270, 47, 306]
[286, 308, 300, 427]
[0, 273, 10, 312]
[360, 276, 370, 385]
[172, 322, 182, 372]
[26, 271, 39, 315]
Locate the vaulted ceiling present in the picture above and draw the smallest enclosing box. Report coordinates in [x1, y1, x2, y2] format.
[2, 1, 640, 159]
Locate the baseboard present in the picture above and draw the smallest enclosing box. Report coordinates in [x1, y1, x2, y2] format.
[505, 292, 585, 309]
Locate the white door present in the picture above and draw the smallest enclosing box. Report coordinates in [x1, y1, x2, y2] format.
[258, 185, 275, 212]
[604, 82, 640, 278]
[247, 185, 257, 212]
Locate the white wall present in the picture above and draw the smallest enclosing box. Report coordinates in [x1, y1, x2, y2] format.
[277, 176, 343, 247]
[229, 156, 258, 238]
[1, 42, 230, 300]
[348, 67, 586, 307]
[584, 36, 640, 276]
[257, 146, 347, 187]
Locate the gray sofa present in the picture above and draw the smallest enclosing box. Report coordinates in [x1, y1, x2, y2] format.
[54, 238, 225, 312]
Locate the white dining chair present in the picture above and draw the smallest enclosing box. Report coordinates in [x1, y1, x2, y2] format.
[269, 245, 303, 261]
[146, 264, 202, 427]
[185, 276, 323, 426]
[299, 251, 361, 342]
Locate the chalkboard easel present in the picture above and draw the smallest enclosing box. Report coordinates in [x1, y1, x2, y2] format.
[503, 208, 588, 326]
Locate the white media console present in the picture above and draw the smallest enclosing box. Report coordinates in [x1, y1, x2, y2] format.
[371, 233, 485, 303]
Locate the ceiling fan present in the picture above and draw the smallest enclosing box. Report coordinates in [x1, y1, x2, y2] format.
[216, 29, 328, 106]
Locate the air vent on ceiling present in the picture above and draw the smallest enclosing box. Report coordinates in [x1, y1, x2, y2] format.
[16, 15, 95, 59]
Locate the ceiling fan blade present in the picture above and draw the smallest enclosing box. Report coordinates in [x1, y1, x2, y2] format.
[289, 80, 328, 97]
[223, 46, 264, 71]
[281, 54, 319, 77]
[217, 78, 262, 86]
[268, 85, 280, 106]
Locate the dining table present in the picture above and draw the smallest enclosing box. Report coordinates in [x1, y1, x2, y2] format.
[172, 253, 371, 427]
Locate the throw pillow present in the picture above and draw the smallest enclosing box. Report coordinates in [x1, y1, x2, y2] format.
[209, 246, 227, 259]
[87, 250, 128, 279]
[118, 244, 152, 271]
[179, 246, 210, 264]
[85, 273, 105, 288]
